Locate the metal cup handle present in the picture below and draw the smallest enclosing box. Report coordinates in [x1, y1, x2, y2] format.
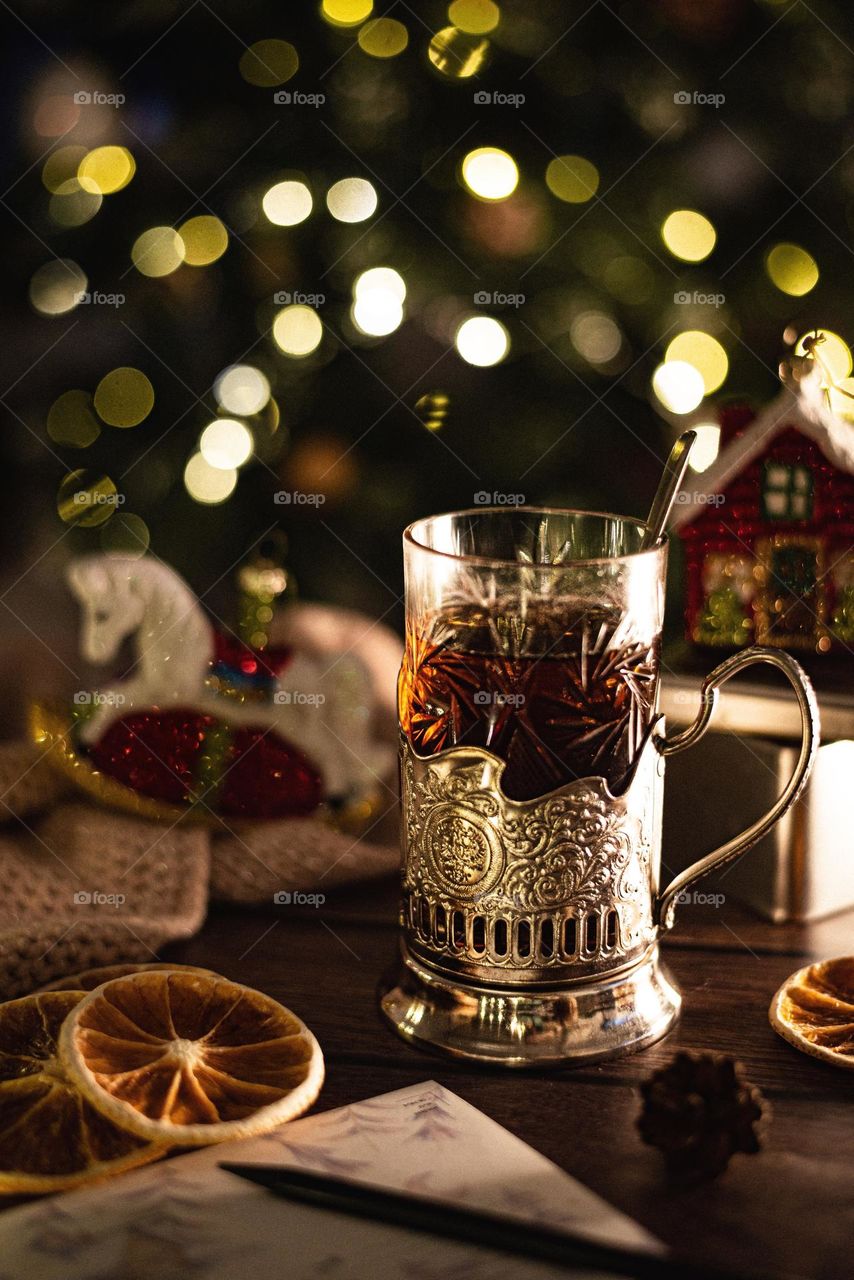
[655, 645, 820, 932]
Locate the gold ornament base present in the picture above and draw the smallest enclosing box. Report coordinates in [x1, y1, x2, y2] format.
[30, 700, 383, 835]
[380, 942, 681, 1067]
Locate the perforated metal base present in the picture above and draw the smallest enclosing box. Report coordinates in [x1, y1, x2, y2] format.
[380, 942, 681, 1067]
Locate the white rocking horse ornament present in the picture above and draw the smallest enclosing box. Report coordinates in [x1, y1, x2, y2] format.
[66, 555, 390, 803]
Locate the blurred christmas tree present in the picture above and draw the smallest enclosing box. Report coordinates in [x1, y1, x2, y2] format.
[4, 0, 854, 630]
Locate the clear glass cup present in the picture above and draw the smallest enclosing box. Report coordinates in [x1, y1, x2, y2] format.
[383, 506, 818, 1065]
[399, 508, 666, 800]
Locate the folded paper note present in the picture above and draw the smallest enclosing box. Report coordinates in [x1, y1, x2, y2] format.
[5, 1081, 660, 1279]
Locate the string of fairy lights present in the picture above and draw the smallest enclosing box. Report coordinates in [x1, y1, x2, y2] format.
[22, 0, 854, 555]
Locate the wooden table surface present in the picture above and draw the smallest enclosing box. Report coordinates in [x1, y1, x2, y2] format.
[163, 878, 854, 1280]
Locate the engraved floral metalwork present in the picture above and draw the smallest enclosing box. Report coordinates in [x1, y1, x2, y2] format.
[400, 733, 660, 979]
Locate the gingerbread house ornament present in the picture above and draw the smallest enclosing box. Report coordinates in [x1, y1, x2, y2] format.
[673, 357, 854, 654]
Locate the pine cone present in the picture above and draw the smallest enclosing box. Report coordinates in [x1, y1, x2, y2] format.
[637, 1051, 765, 1181]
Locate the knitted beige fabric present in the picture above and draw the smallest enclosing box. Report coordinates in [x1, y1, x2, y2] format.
[0, 740, 399, 999]
[0, 605, 402, 999]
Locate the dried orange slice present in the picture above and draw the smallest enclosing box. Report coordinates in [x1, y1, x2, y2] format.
[60, 970, 324, 1145]
[0, 991, 165, 1194]
[37, 962, 217, 993]
[770, 956, 854, 1069]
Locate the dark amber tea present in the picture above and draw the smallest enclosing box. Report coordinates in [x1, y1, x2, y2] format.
[399, 603, 659, 800]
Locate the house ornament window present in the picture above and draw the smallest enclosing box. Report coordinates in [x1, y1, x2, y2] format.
[761, 461, 813, 521]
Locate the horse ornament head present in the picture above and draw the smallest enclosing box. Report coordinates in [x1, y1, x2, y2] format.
[66, 556, 147, 664]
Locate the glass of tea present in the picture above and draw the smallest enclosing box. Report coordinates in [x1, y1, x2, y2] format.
[399, 508, 663, 799]
[383, 506, 818, 1066]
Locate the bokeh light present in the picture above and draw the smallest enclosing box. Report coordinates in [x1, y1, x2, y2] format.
[263, 180, 313, 226]
[47, 390, 101, 448]
[428, 27, 489, 77]
[796, 329, 853, 382]
[34, 94, 80, 139]
[358, 17, 409, 57]
[652, 360, 705, 413]
[570, 311, 622, 364]
[94, 367, 155, 428]
[661, 209, 716, 262]
[352, 292, 404, 336]
[326, 177, 378, 223]
[322, 0, 373, 24]
[603, 256, 655, 305]
[352, 267, 406, 336]
[100, 513, 151, 557]
[42, 146, 87, 194]
[415, 391, 450, 430]
[184, 453, 237, 504]
[131, 226, 185, 277]
[214, 365, 271, 416]
[49, 184, 102, 228]
[448, 0, 500, 34]
[455, 315, 509, 366]
[286, 435, 359, 504]
[687, 424, 722, 473]
[665, 331, 729, 395]
[178, 215, 229, 265]
[200, 419, 254, 469]
[29, 260, 87, 316]
[545, 155, 600, 203]
[57, 470, 120, 527]
[461, 147, 519, 201]
[766, 243, 819, 296]
[78, 146, 135, 196]
[273, 304, 323, 356]
[239, 39, 299, 87]
[354, 266, 406, 301]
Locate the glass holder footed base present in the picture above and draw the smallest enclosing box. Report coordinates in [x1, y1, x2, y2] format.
[380, 941, 681, 1067]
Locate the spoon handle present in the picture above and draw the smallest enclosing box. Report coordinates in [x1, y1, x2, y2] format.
[642, 429, 696, 549]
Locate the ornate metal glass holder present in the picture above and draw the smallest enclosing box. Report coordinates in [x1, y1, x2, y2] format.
[380, 509, 819, 1066]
